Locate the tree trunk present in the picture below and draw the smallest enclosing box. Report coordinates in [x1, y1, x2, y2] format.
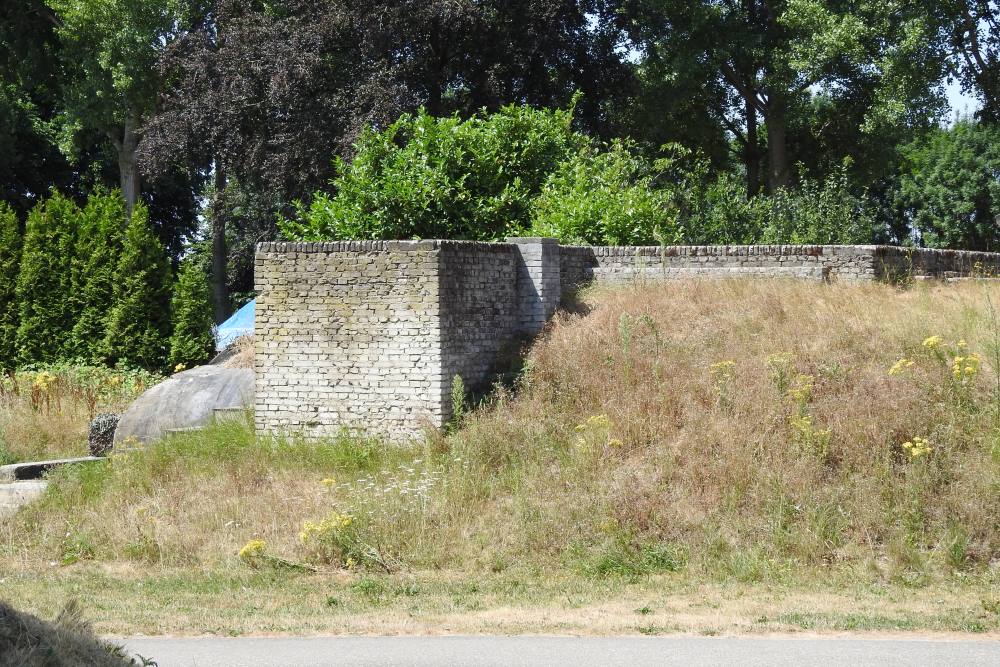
[744, 97, 762, 197]
[116, 115, 141, 218]
[211, 161, 230, 324]
[765, 100, 791, 192]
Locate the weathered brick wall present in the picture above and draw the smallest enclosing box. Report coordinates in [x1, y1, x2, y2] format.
[558, 245, 881, 288]
[874, 246, 1000, 281]
[256, 240, 1000, 441]
[254, 241, 445, 439]
[438, 241, 520, 417]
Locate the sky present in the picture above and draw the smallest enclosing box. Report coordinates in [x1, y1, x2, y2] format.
[946, 78, 981, 119]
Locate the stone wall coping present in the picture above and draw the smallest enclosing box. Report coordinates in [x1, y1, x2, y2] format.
[505, 237, 560, 245]
[873, 246, 1000, 260]
[257, 239, 522, 254]
[258, 241, 1000, 261]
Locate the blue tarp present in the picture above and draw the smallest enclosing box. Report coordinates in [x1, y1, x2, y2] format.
[215, 299, 255, 350]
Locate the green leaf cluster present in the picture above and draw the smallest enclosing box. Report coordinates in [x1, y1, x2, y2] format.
[530, 141, 682, 246]
[281, 104, 587, 241]
[898, 121, 1000, 251]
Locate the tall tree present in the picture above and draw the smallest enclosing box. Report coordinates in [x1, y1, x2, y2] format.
[103, 203, 172, 370]
[619, 0, 948, 193]
[898, 120, 1000, 250]
[943, 1, 999, 122]
[14, 192, 80, 365]
[168, 257, 216, 369]
[0, 202, 20, 370]
[68, 188, 126, 363]
[44, 0, 200, 216]
[0, 1, 97, 216]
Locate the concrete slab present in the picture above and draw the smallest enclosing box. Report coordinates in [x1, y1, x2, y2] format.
[0, 480, 48, 519]
[0, 456, 104, 482]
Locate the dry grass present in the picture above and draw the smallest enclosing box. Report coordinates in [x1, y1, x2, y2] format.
[220, 335, 254, 369]
[0, 367, 159, 463]
[2, 565, 997, 637]
[2, 278, 1000, 635]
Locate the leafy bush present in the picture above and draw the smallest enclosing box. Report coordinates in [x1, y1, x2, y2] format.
[281, 104, 587, 241]
[758, 164, 880, 245]
[168, 257, 216, 369]
[898, 121, 1000, 251]
[679, 162, 880, 245]
[102, 203, 172, 371]
[530, 141, 681, 245]
[0, 201, 20, 371]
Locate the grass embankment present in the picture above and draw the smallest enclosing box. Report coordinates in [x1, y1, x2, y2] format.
[2, 278, 1000, 636]
[0, 366, 159, 463]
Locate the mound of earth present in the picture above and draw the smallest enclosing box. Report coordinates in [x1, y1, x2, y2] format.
[0, 600, 140, 666]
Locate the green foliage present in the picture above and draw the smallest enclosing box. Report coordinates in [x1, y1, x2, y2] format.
[281, 104, 587, 241]
[44, 0, 191, 144]
[530, 142, 681, 246]
[102, 204, 172, 371]
[15, 191, 80, 365]
[69, 188, 126, 363]
[0, 201, 20, 370]
[450, 375, 466, 428]
[679, 163, 880, 246]
[168, 257, 216, 369]
[757, 164, 880, 245]
[898, 121, 1000, 251]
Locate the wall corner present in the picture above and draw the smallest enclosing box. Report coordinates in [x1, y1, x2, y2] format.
[506, 237, 562, 335]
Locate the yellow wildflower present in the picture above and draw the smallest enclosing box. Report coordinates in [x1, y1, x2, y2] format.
[901, 437, 932, 459]
[922, 335, 943, 350]
[239, 539, 267, 560]
[173, 363, 187, 373]
[32, 371, 56, 392]
[709, 360, 736, 375]
[321, 478, 336, 488]
[952, 353, 980, 381]
[608, 438, 623, 449]
[787, 374, 815, 404]
[888, 358, 915, 376]
[345, 557, 357, 569]
[586, 414, 611, 429]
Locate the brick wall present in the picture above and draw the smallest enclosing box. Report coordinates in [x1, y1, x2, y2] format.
[256, 241, 1000, 441]
[254, 241, 445, 439]
[558, 245, 883, 287]
[438, 241, 520, 419]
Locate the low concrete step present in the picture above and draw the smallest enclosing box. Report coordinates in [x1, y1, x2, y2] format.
[0, 456, 104, 482]
[0, 480, 48, 520]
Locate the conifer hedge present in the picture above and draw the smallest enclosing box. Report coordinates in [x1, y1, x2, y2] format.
[168, 258, 216, 369]
[0, 202, 20, 370]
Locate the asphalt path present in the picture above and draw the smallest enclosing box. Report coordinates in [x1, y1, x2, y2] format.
[118, 635, 1000, 667]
